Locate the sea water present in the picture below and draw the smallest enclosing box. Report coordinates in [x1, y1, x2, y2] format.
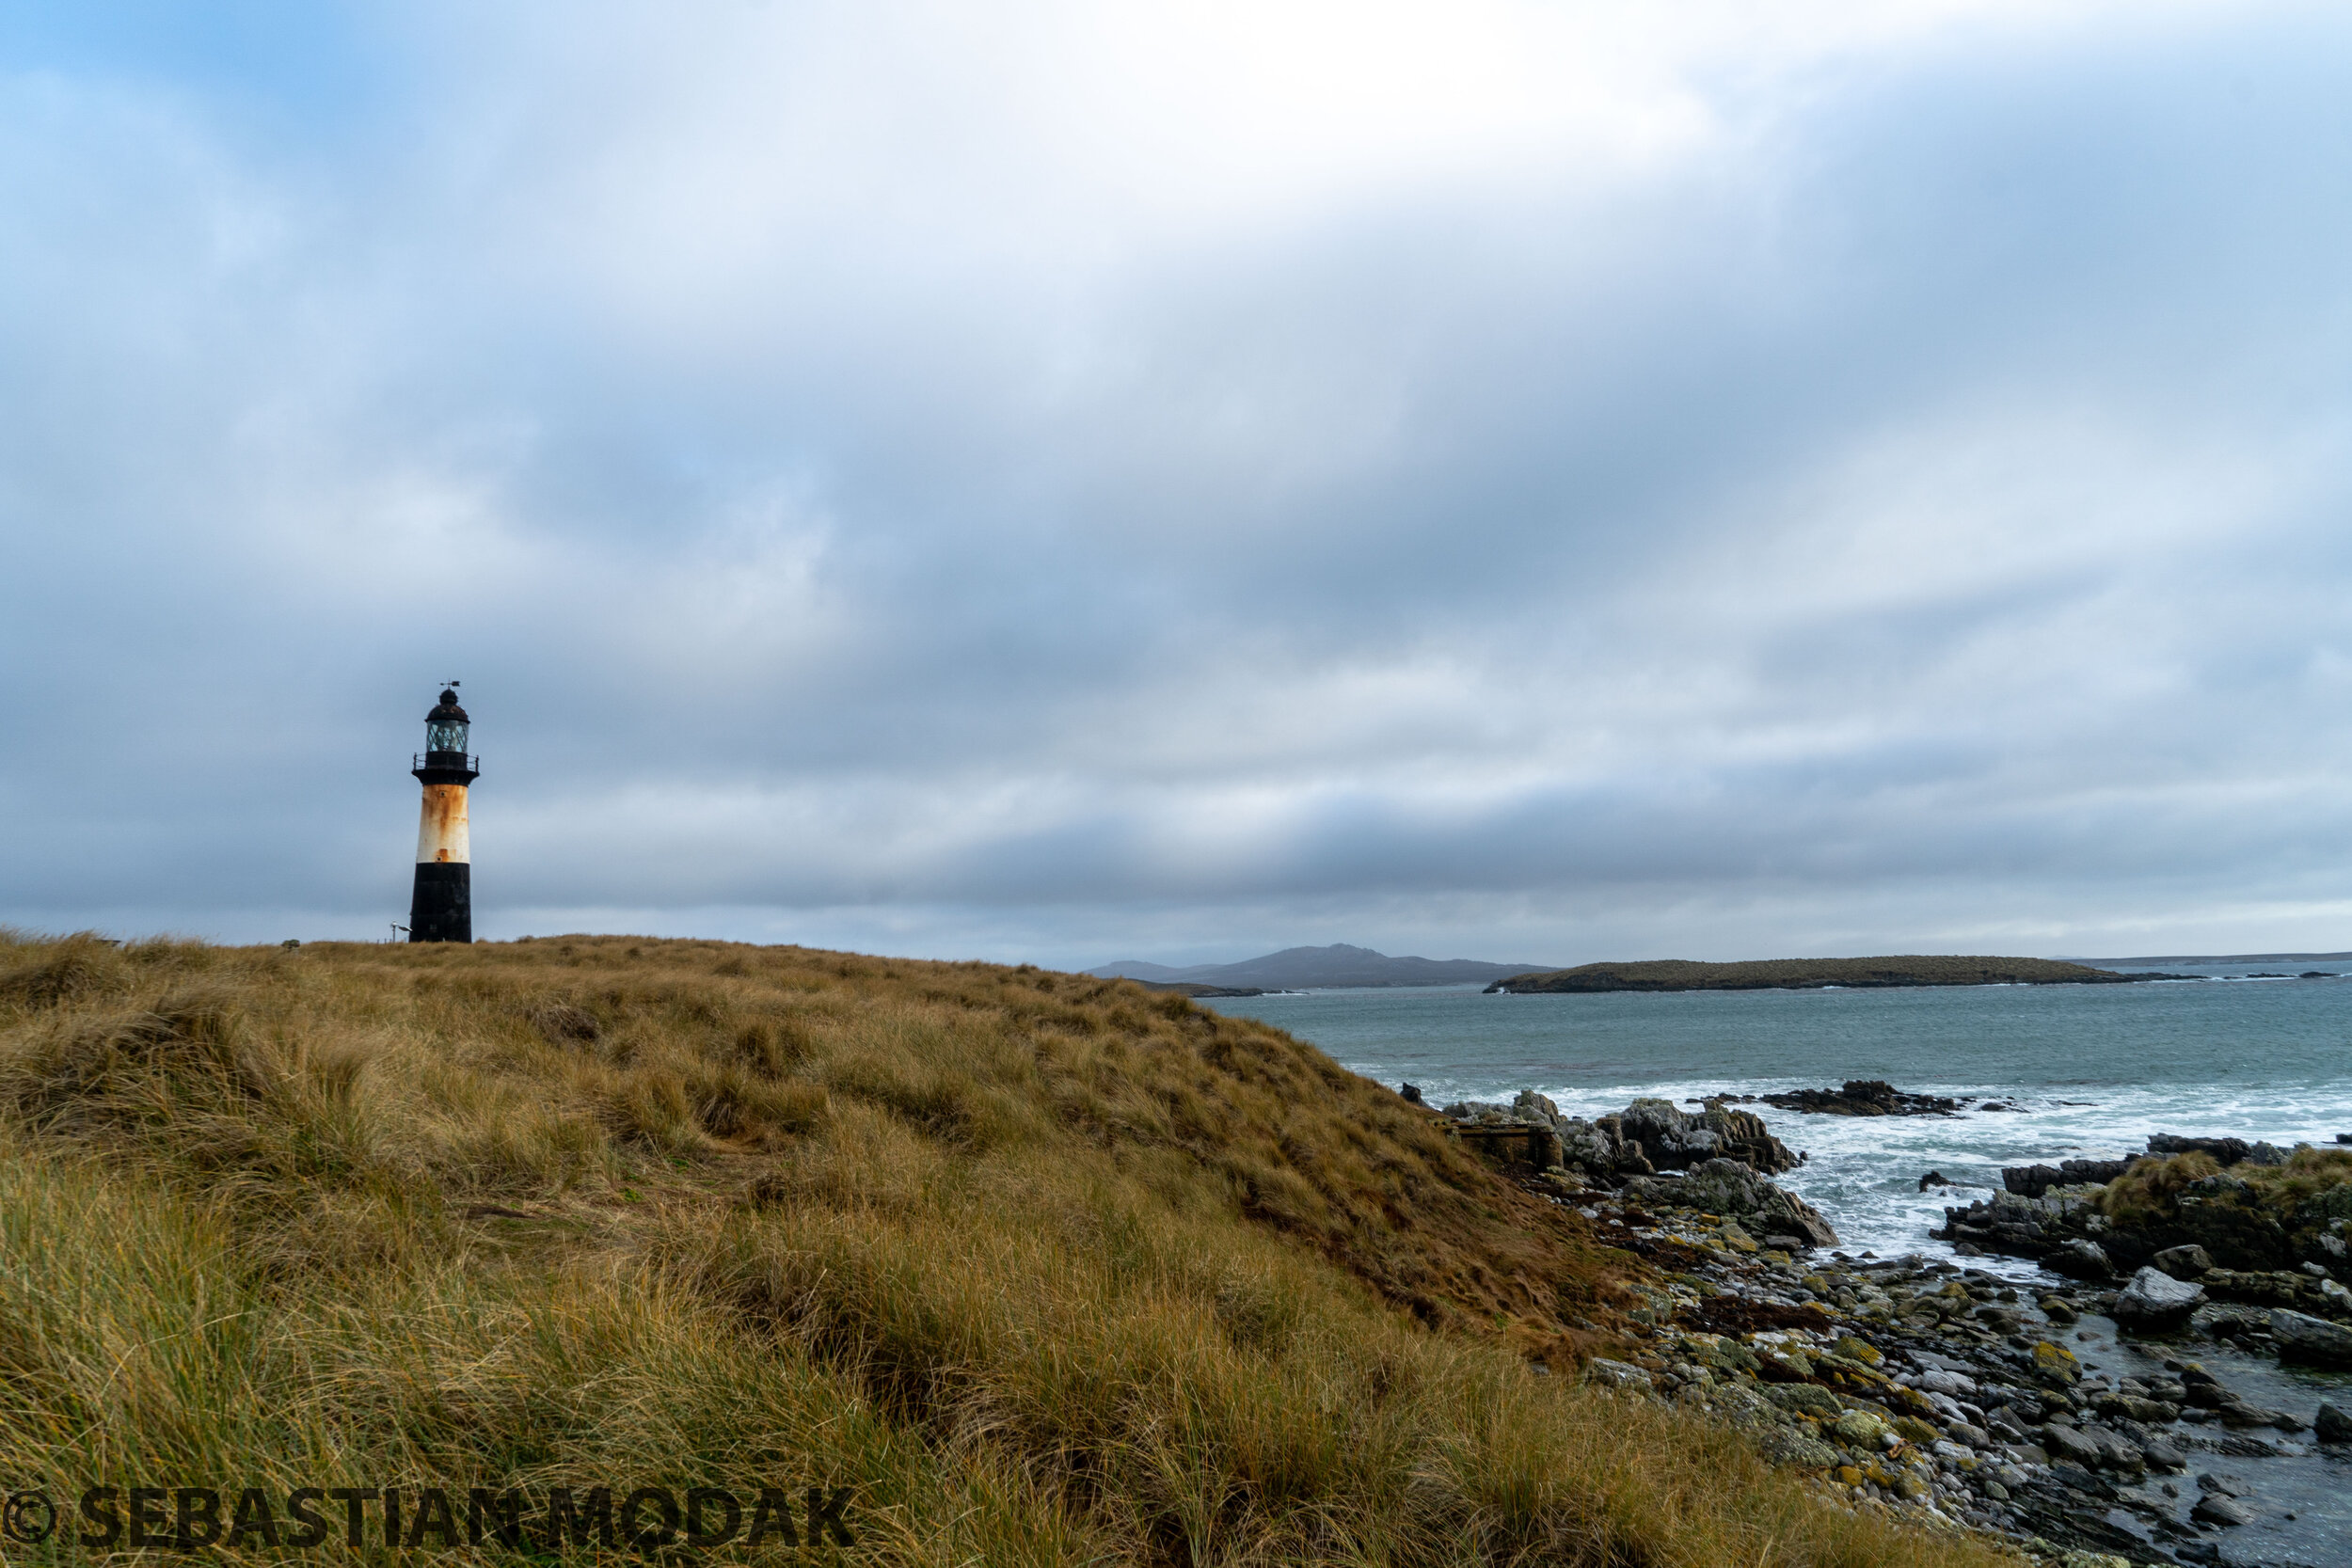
[1200, 967, 2352, 1263]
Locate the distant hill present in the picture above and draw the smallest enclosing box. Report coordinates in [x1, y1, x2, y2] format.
[1089, 942, 1552, 990]
[1487, 955, 2183, 994]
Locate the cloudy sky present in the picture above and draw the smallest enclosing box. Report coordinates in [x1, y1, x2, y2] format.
[7, 0, 2352, 967]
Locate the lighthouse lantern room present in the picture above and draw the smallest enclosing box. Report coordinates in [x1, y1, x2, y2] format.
[409, 684, 480, 942]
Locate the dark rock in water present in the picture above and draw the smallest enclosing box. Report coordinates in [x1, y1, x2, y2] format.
[1917, 1170, 1951, 1191]
[2270, 1308, 2352, 1367]
[1398, 1083, 1424, 1105]
[2191, 1493, 2253, 1527]
[2146, 1133, 2287, 1166]
[2113, 1265, 2204, 1328]
[2314, 1402, 2352, 1444]
[1759, 1079, 1960, 1117]
[2002, 1158, 2137, 1197]
[2153, 1243, 2213, 1277]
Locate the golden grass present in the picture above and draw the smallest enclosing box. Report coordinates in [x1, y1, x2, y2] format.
[2099, 1145, 2352, 1227]
[0, 930, 2020, 1566]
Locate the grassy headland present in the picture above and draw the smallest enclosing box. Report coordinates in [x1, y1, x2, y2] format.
[1489, 956, 2155, 993]
[0, 931, 2016, 1566]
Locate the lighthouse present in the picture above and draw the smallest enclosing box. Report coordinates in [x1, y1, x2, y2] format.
[408, 685, 480, 942]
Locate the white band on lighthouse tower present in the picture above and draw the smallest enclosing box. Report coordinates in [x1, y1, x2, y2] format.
[416, 784, 471, 864]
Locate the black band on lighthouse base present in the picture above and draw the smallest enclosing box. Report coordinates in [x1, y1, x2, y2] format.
[409, 862, 472, 943]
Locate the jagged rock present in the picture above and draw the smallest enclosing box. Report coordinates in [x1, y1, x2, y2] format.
[1628, 1158, 1839, 1247]
[1760, 1080, 1959, 1117]
[2001, 1158, 2137, 1198]
[1531, 1098, 1799, 1179]
[1918, 1170, 1951, 1190]
[2153, 1243, 2212, 1277]
[1398, 1083, 1424, 1105]
[1620, 1098, 1714, 1166]
[2146, 1133, 2283, 1166]
[2112, 1265, 2204, 1328]
[1696, 1101, 1798, 1174]
[2270, 1307, 2352, 1367]
[2314, 1402, 2352, 1443]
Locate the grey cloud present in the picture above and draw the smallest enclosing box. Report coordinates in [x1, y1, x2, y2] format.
[8, 4, 2352, 966]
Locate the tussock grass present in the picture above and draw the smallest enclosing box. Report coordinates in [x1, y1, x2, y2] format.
[2100, 1146, 2352, 1227]
[0, 930, 2017, 1565]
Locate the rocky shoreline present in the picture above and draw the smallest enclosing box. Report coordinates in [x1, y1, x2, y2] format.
[1432, 1086, 2352, 1568]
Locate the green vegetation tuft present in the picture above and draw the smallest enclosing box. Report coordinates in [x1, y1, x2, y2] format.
[0, 930, 2016, 1565]
[2100, 1147, 2352, 1228]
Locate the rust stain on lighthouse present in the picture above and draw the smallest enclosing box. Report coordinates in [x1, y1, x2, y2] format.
[416, 783, 471, 864]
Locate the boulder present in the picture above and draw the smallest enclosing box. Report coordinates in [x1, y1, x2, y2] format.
[1763, 1383, 1840, 1418]
[1758, 1427, 1840, 1467]
[2153, 1243, 2212, 1277]
[1581, 1358, 1651, 1389]
[2190, 1493, 2252, 1527]
[2031, 1339, 2082, 1385]
[2314, 1402, 2352, 1444]
[2270, 1308, 2352, 1368]
[2111, 1265, 2204, 1329]
[2046, 1239, 2114, 1279]
[2040, 1423, 2102, 1465]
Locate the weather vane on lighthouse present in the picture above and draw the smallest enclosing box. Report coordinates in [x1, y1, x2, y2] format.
[408, 682, 480, 942]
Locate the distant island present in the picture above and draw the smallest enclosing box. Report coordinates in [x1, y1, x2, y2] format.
[1090, 942, 1552, 990]
[1486, 955, 2186, 994]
